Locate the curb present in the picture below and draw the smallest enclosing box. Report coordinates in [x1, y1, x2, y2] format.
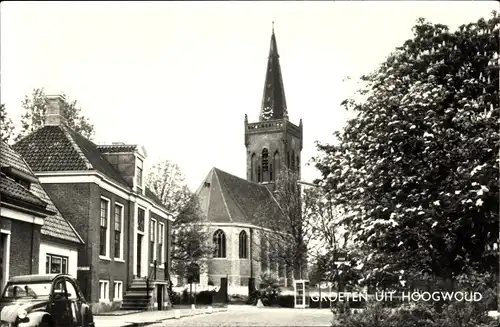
[122, 308, 228, 327]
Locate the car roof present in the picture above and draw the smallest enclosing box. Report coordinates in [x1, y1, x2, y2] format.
[8, 274, 73, 283]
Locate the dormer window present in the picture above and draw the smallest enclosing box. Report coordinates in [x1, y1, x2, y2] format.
[136, 158, 143, 191]
[1, 166, 37, 190]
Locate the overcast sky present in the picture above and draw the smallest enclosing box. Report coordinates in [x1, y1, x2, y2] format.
[1, 1, 497, 191]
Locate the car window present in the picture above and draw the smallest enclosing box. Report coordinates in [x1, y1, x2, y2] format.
[52, 279, 67, 300]
[65, 279, 79, 300]
[2, 283, 51, 298]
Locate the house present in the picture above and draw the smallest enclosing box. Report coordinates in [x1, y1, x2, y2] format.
[0, 141, 84, 289]
[193, 26, 305, 291]
[12, 96, 174, 313]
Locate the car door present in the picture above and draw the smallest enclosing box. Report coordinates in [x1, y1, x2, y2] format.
[50, 277, 72, 327]
[65, 278, 83, 327]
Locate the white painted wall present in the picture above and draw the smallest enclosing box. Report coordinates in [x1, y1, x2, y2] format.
[39, 241, 78, 277]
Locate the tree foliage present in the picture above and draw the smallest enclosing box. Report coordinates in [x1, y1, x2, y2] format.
[146, 159, 212, 278]
[0, 104, 15, 144]
[15, 88, 94, 141]
[314, 13, 499, 281]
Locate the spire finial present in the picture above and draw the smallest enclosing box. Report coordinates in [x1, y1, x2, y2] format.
[272, 21, 274, 33]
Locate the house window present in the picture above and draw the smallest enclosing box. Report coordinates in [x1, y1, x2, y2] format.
[136, 158, 143, 190]
[213, 229, 226, 258]
[239, 231, 248, 259]
[100, 198, 110, 257]
[114, 204, 124, 259]
[45, 254, 68, 274]
[113, 281, 123, 301]
[262, 148, 269, 172]
[159, 223, 165, 263]
[273, 151, 280, 179]
[150, 219, 157, 263]
[138, 207, 145, 232]
[99, 280, 109, 301]
[250, 153, 256, 182]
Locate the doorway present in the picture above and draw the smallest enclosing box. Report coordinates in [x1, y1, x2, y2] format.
[157, 285, 163, 310]
[137, 234, 143, 277]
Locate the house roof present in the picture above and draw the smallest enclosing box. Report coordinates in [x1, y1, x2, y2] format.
[196, 167, 287, 226]
[13, 125, 170, 214]
[13, 125, 130, 188]
[1, 142, 84, 244]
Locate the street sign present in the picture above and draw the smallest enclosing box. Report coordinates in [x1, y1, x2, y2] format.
[77, 266, 90, 271]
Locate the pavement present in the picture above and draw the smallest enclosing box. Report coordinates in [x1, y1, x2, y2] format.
[94, 305, 228, 327]
[151, 307, 334, 327]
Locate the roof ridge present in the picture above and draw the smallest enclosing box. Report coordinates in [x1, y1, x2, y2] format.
[60, 125, 93, 170]
[213, 168, 234, 223]
[213, 168, 254, 225]
[213, 167, 266, 188]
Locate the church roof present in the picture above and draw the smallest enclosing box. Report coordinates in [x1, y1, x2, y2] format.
[196, 167, 288, 226]
[259, 23, 288, 121]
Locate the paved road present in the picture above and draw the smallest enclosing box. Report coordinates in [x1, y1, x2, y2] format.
[152, 307, 334, 326]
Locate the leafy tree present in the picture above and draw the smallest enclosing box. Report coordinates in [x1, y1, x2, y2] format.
[15, 88, 94, 141]
[146, 160, 212, 280]
[314, 13, 499, 283]
[0, 104, 15, 144]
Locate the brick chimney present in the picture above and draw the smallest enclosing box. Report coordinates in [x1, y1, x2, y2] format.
[45, 94, 67, 126]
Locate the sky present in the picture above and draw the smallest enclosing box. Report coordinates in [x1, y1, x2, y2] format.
[1, 1, 498, 191]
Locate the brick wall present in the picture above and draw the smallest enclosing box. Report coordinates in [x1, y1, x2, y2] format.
[43, 182, 100, 302]
[8, 219, 41, 277]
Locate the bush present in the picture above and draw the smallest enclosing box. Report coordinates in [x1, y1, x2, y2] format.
[277, 295, 295, 308]
[258, 272, 281, 306]
[196, 290, 215, 305]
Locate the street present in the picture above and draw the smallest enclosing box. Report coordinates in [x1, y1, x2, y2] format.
[151, 307, 334, 326]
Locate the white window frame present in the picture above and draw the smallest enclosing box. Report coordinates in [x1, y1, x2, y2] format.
[99, 197, 111, 260]
[135, 156, 144, 193]
[45, 254, 68, 274]
[159, 222, 165, 264]
[99, 280, 110, 302]
[114, 203, 125, 261]
[113, 281, 123, 301]
[150, 218, 157, 265]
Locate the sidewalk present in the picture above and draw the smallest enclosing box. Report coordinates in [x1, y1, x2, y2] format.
[94, 306, 228, 327]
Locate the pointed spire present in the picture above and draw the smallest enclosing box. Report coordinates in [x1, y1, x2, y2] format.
[260, 22, 288, 121]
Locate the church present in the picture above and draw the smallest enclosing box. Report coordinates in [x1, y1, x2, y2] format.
[194, 26, 304, 290]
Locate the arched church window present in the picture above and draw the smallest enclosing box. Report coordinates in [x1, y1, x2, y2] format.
[258, 165, 261, 182]
[239, 231, 248, 259]
[273, 151, 280, 179]
[213, 229, 226, 258]
[296, 156, 300, 175]
[262, 149, 269, 172]
[270, 164, 273, 181]
[250, 153, 257, 182]
[291, 151, 295, 172]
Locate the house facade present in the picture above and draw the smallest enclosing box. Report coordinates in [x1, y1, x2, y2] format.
[0, 141, 83, 289]
[13, 96, 174, 313]
[192, 27, 304, 291]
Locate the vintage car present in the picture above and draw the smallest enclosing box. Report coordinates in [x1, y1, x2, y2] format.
[0, 274, 94, 327]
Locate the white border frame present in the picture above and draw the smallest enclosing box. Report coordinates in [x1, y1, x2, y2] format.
[113, 280, 123, 301]
[98, 280, 110, 302]
[99, 196, 111, 261]
[113, 202, 125, 261]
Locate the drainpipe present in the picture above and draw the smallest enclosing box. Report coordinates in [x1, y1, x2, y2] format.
[30, 226, 35, 274]
[249, 228, 253, 279]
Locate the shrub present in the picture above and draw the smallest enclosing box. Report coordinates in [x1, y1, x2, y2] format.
[277, 295, 295, 308]
[195, 290, 215, 305]
[258, 271, 281, 306]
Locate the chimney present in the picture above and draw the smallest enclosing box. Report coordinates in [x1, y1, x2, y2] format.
[45, 94, 67, 126]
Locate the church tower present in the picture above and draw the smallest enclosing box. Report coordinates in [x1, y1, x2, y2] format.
[244, 24, 303, 189]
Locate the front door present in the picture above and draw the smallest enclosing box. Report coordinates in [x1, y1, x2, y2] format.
[65, 278, 83, 327]
[137, 234, 143, 277]
[157, 285, 163, 310]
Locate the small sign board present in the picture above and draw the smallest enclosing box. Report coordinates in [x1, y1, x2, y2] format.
[77, 266, 90, 271]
